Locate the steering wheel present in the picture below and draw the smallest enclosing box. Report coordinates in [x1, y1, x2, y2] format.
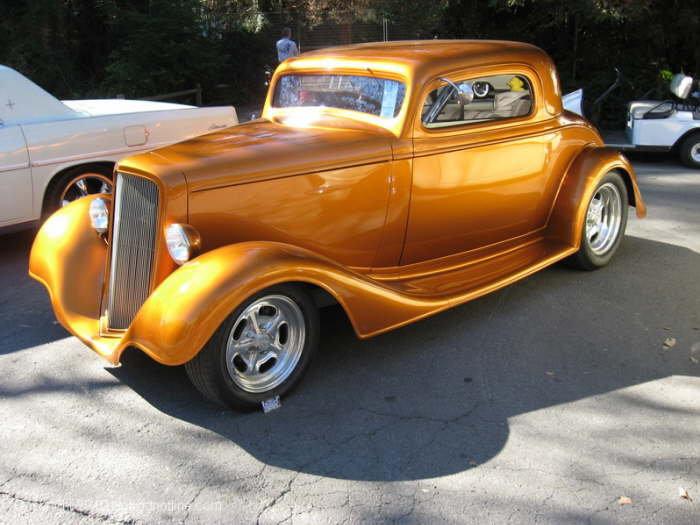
[473, 81, 492, 98]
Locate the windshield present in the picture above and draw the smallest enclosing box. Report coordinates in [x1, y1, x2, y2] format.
[273, 74, 406, 119]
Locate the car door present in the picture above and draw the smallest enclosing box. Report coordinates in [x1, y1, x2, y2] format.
[0, 125, 32, 226]
[401, 68, 562, 265]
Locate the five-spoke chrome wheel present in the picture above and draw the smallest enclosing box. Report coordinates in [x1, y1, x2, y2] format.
[585, 182, 622, 256]
[59, 173, 113, 207]
[225, 295, 306, 393]
[185, 285, 319, 410]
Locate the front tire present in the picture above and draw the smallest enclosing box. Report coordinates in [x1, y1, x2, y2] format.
[569, 171, 628, 270]
[185, 284, 319, 411]
[679, 134, 700, 169]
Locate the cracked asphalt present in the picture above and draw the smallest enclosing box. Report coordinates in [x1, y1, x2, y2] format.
[1, 156, 698, 524]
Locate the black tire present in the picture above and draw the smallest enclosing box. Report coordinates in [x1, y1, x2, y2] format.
[569, 171, 629, 271]
[42, 164, 114, 218]
[185, 284, 319, 411]
[679, 134, 700, 169]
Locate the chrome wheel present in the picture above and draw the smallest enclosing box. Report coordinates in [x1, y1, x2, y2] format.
[60, 173, 112, 207]
[585, 182, 622, 255]
[225, 295, 306, 393]
[691, 143, 700, 163]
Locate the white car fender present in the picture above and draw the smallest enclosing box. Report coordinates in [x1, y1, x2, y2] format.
[629, 108, 700, 147]
[562, 89, 584, 117]
[23, 106, 237, 221]
[0, 65, 238, 229]
[0, 126, 32, 225]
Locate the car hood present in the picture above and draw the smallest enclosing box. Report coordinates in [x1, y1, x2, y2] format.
[142, 116, 395, 192]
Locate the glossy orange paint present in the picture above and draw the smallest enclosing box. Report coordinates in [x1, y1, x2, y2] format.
[30, 40, 646, 367]
[548, 146, 646, 248]
[27, 199, 568, 366]
[29, 198, 119, 361]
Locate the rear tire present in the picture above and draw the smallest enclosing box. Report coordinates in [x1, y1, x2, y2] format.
[185, 284, 319, 411]
[569, 171, 628, 271]
[679, 134, 700, 169]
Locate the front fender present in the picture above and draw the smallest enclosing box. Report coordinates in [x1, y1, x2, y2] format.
[547, 146, 646, 248]
[128, 242, 444, 365]
[29, 197, 112, 353]
[30, 200, 444, 366]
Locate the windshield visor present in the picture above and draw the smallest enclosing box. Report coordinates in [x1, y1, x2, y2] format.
[273, 74, 406, 119]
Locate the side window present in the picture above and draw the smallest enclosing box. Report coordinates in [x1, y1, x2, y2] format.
[422, 74, 533, 129]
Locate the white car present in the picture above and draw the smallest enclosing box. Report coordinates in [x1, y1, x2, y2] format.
[563, 74, 700, 169]
[0, 65, 238, 232]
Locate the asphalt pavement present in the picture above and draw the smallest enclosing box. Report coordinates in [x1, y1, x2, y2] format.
[1, 155, 698, 524]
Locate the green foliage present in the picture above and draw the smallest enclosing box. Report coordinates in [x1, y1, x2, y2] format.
[0, 0, 697, 118]
[101, 0, 218, 98]
[442, 0, 697, 127]
[659, 70, 673, 82]
[216, 26, 277, 104]
[374, 0, 448, 39]
[0, 0, 110, 97]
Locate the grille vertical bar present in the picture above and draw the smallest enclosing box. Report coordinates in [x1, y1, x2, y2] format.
[107, 173, 160, 330]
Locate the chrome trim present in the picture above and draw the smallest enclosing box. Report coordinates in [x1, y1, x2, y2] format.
[29, 142, 173, 168]
[225, 295, 306, 393]
[106, 172, 159, 329]
[585, 182, 622, 256]
[691, 143, 700, 163]
[0, 161, 30, 172]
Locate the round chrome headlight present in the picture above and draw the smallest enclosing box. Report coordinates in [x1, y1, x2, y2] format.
[165, 223, 201, 265]
[88, 197, 109, 234]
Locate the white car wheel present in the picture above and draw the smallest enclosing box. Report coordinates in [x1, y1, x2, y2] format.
[679, 134, 700, 169]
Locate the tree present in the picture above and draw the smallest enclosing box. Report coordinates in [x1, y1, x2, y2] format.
[0, 0, 697, 114]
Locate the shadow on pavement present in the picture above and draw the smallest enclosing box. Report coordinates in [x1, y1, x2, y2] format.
[107, 235, 700, 482]
[0, 229, 69, 355]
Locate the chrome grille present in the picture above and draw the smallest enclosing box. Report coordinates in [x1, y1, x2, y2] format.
[107, 172, 160, 329]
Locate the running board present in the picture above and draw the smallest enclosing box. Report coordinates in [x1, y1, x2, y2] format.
[382, 239, 576, 303]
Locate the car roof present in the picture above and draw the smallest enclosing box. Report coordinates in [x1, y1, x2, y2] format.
[301, 40, 538, 64]
[280, 40, 562, 116]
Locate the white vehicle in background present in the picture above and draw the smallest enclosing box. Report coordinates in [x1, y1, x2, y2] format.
[563, 72, 700, 168]
[0, 65, 238, 232]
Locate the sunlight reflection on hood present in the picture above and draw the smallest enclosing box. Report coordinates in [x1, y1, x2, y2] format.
[281, 107, 324, 128]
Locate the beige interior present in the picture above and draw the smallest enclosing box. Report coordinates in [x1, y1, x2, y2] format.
[424, 74, 532, 129]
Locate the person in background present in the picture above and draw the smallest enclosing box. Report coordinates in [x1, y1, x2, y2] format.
[276, 27, 299, 63]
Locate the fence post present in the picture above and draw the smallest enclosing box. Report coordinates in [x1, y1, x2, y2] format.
[297, 17, 303, 53]
[195, 84, 202, 106]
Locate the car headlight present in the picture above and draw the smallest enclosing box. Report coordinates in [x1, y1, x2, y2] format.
[165, 223, 201, 265]
[88, 198, 109, 234]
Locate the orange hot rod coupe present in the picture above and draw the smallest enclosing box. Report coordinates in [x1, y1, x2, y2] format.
[30, 41, 646, 410]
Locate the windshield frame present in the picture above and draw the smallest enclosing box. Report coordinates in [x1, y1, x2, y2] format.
[271, 71, 407, 119]
[264, 67, 411, 135]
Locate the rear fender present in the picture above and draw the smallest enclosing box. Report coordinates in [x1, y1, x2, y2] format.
[547, 146, 646, 248]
